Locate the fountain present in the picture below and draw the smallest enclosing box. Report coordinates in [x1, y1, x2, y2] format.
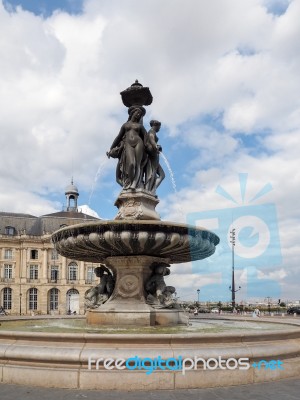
[1, 82, 299, 391]
[51, 80, 219, 327]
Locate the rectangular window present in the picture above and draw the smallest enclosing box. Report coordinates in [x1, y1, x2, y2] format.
[29, 288, 38, 310]
[86, 266, 94, 283]
[4, 264, 12, 279]
[4, 249, 13, 259]
[50, 266, 59, 281]
[30, 249, 38, 260]
[69, 265, 77, 281]
[51, 249, 59, 260]
[49, 289, 59, 310]
[29, 265, 39, 280]
[3, 288, 12, 309]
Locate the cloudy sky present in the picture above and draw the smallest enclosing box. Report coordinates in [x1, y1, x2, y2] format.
[0, 0, 299, 303]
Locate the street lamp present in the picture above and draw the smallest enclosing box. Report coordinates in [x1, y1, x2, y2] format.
[68, 292, 71, 315]
[228, 228, 241, 311]
[197, 289, 200, 303]
[19, 292, 22, 316]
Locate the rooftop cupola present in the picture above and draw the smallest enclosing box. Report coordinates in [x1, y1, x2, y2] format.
[65, 179, 79, 212]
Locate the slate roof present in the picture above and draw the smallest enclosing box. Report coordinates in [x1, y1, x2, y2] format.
[0, 210, 99, 236]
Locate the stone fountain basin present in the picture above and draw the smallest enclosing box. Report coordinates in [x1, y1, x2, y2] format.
[52, 220, 220, 263]
[0, 316, 300, 390]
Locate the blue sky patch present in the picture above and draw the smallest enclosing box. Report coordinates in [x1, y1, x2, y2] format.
[4, 0, 83, 16]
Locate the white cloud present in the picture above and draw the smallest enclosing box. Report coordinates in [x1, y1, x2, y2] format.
[78, 204, 101, 219]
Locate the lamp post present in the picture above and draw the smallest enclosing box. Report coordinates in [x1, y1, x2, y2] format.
[197, 289, 200, 303]
[228, 228, 241, 311]
[19, 292, 22, 316]
[68, 292, 71, 315]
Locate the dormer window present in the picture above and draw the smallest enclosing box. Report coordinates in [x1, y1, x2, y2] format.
[5, 226, 15, 235]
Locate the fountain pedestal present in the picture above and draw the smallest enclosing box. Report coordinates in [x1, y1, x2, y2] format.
[114, 189, 160, 220]
[86, 255, 182, 326]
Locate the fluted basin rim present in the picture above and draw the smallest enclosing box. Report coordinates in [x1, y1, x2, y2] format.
[51, 219, 220, 264]
[52, 219, 219, 239]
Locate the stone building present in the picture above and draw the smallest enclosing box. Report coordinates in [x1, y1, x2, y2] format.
[0, 182, 100, 315]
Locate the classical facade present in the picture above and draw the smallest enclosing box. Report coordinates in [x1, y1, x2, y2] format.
[0, 182, 100, 315]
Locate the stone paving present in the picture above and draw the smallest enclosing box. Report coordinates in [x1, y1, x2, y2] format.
[0, 378, 299, 400]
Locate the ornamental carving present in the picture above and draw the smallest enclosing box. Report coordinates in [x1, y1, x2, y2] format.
[118, 274, 140, 298]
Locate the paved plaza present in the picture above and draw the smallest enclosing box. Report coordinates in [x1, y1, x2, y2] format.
[0, 378, 299, 400]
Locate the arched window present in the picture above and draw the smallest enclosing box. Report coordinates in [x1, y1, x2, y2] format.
[67, 288, 79, 296]
[68, 262, 78, 281]
[29, 288, 38, 310]
[49, 288, 59, 310]
[3, 288, 12, 309]
[68, 195, 77, 210]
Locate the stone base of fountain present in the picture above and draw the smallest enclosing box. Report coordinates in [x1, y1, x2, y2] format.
[114, 189, 160, 220]
[87, 307, 184, 326]
[86, 255, 184, 326]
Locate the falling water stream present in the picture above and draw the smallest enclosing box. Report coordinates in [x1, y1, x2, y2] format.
[160, 152, 177, 194]
[160, 152, 185, 218]
[88, 159, 108, 206]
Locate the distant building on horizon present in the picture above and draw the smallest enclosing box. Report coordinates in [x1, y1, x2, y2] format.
[0, 181, 101, 315]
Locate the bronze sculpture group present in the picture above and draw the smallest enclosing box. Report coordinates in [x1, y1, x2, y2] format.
[107, 109, 165, 195]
